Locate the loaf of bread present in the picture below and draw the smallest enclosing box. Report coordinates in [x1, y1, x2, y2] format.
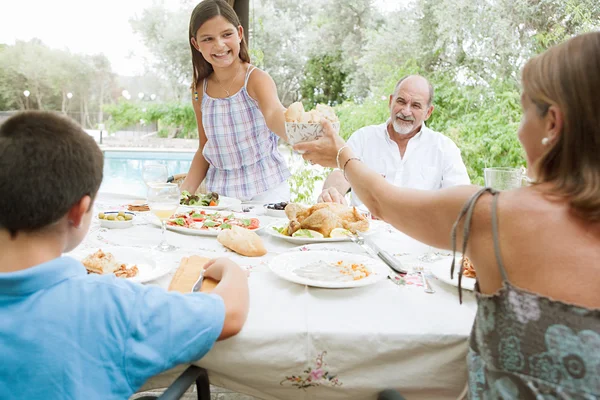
[285, 102, 339, 123]
[217, 225, 267, 257]
[168, 255, 218, 293]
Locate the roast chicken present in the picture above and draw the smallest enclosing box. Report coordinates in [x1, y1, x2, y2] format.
[284, 203, 369, 237]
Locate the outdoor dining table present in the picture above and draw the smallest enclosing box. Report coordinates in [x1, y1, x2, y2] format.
[76, 193, 478, 400]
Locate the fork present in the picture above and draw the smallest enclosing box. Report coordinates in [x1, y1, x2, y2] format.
[414, 266, 435, 294]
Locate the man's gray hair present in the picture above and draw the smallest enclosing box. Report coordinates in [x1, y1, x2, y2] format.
[394, 75, 434, 106]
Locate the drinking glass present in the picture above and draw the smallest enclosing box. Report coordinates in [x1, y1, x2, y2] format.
[148, 183, 180, 252]
[484, 167, 523, 190]
[142, 163, 168, 187]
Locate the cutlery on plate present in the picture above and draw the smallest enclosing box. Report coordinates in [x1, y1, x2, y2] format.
[190, 270, 204, 293]
[349, 233, 408, 275]
[414, 266, 435, 294]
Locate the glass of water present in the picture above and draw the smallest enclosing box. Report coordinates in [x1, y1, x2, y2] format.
[484, 167, 523, 190]
[142, 163, 168, 187]
[147, 183, 180, 252]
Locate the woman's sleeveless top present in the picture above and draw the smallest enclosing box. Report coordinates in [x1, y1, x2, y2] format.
[450, 188, 600, 399]
[196, 66, 290, 200]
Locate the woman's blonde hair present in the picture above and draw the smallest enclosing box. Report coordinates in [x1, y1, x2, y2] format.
[522, 31, 600, 221]
[189, 0, 251, 89]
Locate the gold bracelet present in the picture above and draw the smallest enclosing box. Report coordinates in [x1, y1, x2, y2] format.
[342, 157, 361, 181]
[336, 145, 349, 170]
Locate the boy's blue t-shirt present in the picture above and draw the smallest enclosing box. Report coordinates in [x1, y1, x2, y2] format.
[0, 256, 226, 399]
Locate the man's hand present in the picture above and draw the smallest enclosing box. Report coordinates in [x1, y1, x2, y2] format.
[317, 187, 347, 205]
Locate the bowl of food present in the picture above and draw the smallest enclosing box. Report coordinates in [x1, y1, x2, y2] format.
[284, 102, 340, 149]
[97, 211, 135, 229]
[264, 202, 288, 218]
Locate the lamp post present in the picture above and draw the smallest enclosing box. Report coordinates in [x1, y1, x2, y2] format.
[23, 90, 30, 109]
[66, 92, 73, 114]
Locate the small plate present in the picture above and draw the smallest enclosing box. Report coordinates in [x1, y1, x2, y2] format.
[69, 246, 171, 284]
[269, 251, 388, 288]
[179, 196, 242, 211]
[263, 205, 287, 218]
[429, 255, 476, 291]
[98, 211, 135, 229]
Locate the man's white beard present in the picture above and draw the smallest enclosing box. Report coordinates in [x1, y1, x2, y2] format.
[392, 118, 415, 135]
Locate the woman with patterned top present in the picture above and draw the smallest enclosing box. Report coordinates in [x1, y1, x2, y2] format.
[298, 32, 600, 399]
[181, 0, 290, 202]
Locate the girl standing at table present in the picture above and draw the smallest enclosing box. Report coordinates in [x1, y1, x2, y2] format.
[180, 0, 291, 202]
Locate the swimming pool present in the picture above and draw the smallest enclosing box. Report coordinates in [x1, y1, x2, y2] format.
[100, 150, 194, 197]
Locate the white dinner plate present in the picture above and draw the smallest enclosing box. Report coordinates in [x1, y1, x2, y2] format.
[429, 255, 477, 291]
[265, 221, 382, 244]
[151, 213, 267, 237]
[269, 251, 388, 288]
[68, 246, 171, 284]
[179, 195, 242, 211]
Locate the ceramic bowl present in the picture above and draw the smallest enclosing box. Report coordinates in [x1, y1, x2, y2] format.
[98, 211, 135, 229]
[285, 122, 340, 151]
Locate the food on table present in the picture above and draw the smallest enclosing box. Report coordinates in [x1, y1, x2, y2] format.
[167, 210, 260, 232]
[127, 200, 150, 212]
[169, 255, 214, 293]
[462, 256, 476, 278]
[265, 201, 288, 211]
[285, 102, 339, 123]
[282, 202, 369, 238]
[127, 203, 150, 212]
[180, 190, 220, 207]
[293, 260, 371, 282]
[217, 225, 267, 257]
[98, 211, 133, 221]
[82, 249, 139, 278]
[329, 228, 352, 238]
[291, 229, 323, 238]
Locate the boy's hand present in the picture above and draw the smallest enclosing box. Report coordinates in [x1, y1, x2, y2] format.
[203, 257, 241, 281]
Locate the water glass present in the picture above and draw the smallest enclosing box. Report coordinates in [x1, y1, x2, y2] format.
[147, 183, 180, 252]
[142, 164, 169, 187]
[484, 167, 523, 190]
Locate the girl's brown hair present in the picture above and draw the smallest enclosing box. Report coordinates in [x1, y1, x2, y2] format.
[522, 31, 600, 221]
[189, 0, 251, 90]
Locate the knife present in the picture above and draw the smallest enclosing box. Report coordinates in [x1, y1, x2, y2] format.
[351, 233, 408, 275]
[190, 270, 205, 293]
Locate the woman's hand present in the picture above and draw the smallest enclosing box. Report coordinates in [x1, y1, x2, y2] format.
[293, 119, 347, 168]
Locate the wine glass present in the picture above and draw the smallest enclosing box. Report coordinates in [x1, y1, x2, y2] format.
[142, 163, 168, 187]
[147, 183, 180, 252]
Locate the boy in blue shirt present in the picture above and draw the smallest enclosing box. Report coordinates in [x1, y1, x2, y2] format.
[0, 111, 249, 399]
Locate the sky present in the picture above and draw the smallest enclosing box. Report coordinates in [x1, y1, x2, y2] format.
[0, 0, 405, 76]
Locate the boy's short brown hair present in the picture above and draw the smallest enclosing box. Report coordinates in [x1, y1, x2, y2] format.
[0, 111, 104, 236]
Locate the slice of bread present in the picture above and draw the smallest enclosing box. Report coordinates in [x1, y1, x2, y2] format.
[217, 225, 267, 257]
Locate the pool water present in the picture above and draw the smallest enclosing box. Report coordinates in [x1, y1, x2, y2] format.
[100, 151, 194, 197]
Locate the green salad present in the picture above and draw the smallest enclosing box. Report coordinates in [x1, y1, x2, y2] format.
[180, 191, 220, 206]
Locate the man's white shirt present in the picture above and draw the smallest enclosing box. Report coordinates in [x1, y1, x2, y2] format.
[346, 121, 470, 207]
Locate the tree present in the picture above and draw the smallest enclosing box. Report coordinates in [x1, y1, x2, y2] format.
[130, 4, 192, 100]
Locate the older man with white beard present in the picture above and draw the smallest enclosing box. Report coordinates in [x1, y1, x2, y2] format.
[317, 74, 470, 207]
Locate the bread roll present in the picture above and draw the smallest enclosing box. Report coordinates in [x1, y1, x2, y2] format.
[285, 102, 304, 123]
[217, 225, 267, 257]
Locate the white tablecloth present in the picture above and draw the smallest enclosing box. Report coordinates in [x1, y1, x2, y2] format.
[77, 193, 477, 400]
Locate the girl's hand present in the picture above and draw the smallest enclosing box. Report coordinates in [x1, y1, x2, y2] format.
[293, 119, 347, 168]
